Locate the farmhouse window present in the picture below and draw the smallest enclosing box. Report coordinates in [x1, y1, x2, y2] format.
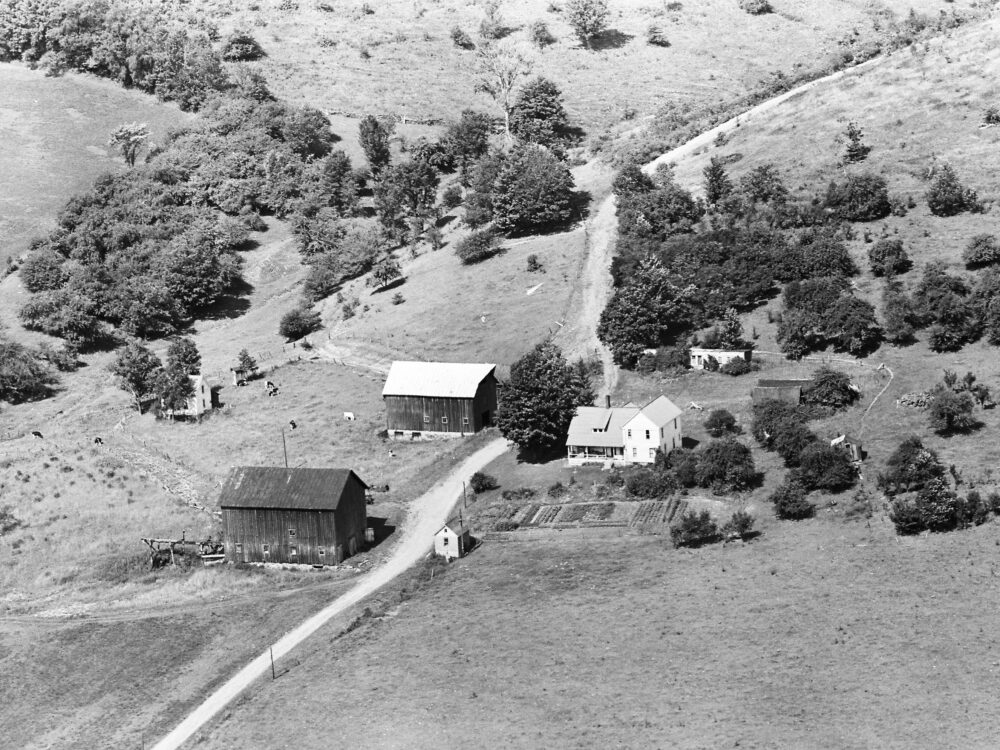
[660, 428, 663, 438]
[649, 448, 656, 459]
[290, 546, 297, 557]
[627, 429, 631, 438]
[645, 430, 650, 440]
[441, 416, 448, 425]
[289, 528, 296, 538]
[632, 447, 637, 458]
[423, 415, 430, 423]
[443, 537, 449, 545]
[674, 418, 677, 429]
[235, 543, 243, 553]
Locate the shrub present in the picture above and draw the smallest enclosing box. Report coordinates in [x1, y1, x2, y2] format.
[880, 436, 945, 495]
[455, 228, 501, 264]
[450, 26, 474, 49]
[843, 122, 871, 163]
[793, 443, 857, 491]
[824, 173, 891, 221]
[928, 386, 976, 434]
[751, 399, 806, 447]
[529, 20, 555, 47]
[890, 477, 961, 534]
[526, 254, 543, 272]
[704, 409, 737, 438]
[926, 163, 980, 217]
[221, 33, 265, 61]
[0, 339, 58, 404]
[19, 248, 67, 293]
[670, 510, 721, 547]
[739, 0, 772, 14]
[963, 234, 1000, 268]
[770, 481, 815, 520]
[668, 448, 700, 487]
[722, 510, 755, 539]
[625, 467, 678, 498]
[719, 357, 753, 376]
[563, 0, 610, 48]
[279, 305, 322, 340]
[391, 292, 405, 305]
[771, 422, 818, 467]
[547, 481, 567, 498]
[868, 238, 910, 277]
[470, 472, 498, 493]
[442, 184, 464, 209]
[984, 106, 1000, 126]
[696, 438, 756, 491]
[491, 144, 578, 234]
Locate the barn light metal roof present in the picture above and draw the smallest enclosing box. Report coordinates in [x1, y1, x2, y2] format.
[219, 467, 367, 510]
[382, 361, 496, 399]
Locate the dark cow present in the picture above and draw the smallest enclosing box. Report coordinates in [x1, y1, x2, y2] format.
[31, 431, 43, 439]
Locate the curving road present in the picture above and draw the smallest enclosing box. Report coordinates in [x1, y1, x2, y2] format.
[152, 437, 509, 750]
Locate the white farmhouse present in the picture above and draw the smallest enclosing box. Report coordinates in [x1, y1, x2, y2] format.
[566, 395, 682, 467]
[164, 374, 212, 419]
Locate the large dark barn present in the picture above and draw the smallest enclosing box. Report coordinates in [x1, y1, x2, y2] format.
[220, 467, 368, 566]
[382, 361, 497, 438]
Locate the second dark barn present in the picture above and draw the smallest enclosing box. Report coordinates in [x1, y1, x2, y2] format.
[220, 467, 368, 566]
[382, 361, 497, 439]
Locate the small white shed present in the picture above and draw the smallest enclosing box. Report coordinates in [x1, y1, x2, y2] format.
[434, 518, 471, 560]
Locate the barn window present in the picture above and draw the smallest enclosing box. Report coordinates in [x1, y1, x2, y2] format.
[463, 417, 470, 426]
[423, 414, 430, 423]
[263, 544, 270, 554]
[235, 543, 243, 553]
[288, 528, 296, 538]
[441, 416, 448, 425]
[290, 546, 297, 557]
[318, 547, 325, 557]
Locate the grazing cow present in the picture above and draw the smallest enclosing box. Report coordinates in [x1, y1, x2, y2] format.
[93, 437, 104, 445]
[289, 420, 297, 430]
[387, 449, 395, 458]
[31, 431, 43, 439]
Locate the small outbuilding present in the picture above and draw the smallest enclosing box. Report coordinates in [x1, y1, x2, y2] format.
[435, 517, 471, 560]
[690, 347, 752, 371]
[220, 466, 368, 566]
[751, 378, 815, 405]
[831, 433, 864, 462]
[382, 361, 497, 439]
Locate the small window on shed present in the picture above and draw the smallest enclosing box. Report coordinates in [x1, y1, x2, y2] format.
[263, 544, 270, 554]
[289, 528, 296, 538]
[235, 543, 243, 553]
[290, 546, 297, 557]
[463, 417, 470, 425]
[318, 547, 325, 557]
[441, 416, 449, 425]
[423, 414, 430, 423]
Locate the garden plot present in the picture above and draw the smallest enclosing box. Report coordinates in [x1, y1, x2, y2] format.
[492, 499, 683, 531]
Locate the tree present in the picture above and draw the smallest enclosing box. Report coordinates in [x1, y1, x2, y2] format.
[443, 110, 493, 177]
[279, 305, 322, 341]
[826, 295, 882, 356]
[476, 40, 532, 138]
[220, 32, 265, 61]
[509, 76, 569, 152]
[166, 337, 201, 375]
[495, 340, 595, 454]
[704, 408, 737, 437]
[491, 144, 577, 234]
[793, 443, 856, 491]
[111, 342, 163, 412]
[564, 0, 610, 48]
[358, 115, 392, 176]
[882, 287, 917, 345]
[770, 480, 815, 520]
[889, 477, 961, 534]
[926, 163, 979, 217]
[771, 421, 818, 467]
[157, 365, 195, 413]
[868, 238, 910, 277]
[617, 183, 704, 240]
[19, 247, 68, 293]
[375, 159, 440, 234]
[843, 122, 871, 163]
[315, 150, 359, 215]
[0, 339, 57, 404]
[371, 256, 402, 289]
[703, 157, 733, 206]
[802, 366, 858, 410]
[670, 510, 721, 547]
[108, 122, 149, 167]
[740, 163, 788, 205]
[236, 348, 258, 375]
[752, 399, 805, 446]
[612, 164, 655, 198]
[881, 436, 945, 495]
[928, 386, 976, 434]
[776, 308, 823, 359]
[695, 438, 756, 491]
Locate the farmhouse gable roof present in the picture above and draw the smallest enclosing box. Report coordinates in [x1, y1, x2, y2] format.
[566, 405, 639, 448]
[219, 467, 367, 511]
[625, 395, 682, 428]
[382, 361, 496, 399]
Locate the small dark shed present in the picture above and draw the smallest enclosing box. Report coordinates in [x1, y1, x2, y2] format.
[752, 378, 816, 405]
[382, 361, 497, 438]
[220, 466, 368, 566]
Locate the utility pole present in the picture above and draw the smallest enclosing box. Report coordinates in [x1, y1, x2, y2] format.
[281, 428, 288, 469]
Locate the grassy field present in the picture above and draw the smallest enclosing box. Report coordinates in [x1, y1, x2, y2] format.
[0, 64, 192, 268]
[195, 515, 1000, 749]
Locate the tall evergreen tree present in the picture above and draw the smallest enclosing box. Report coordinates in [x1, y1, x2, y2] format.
[703, 157, 733, 205]
[358, 115, 392, 177]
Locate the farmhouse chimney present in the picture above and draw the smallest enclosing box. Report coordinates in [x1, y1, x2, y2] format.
[605, 395, 611, 409]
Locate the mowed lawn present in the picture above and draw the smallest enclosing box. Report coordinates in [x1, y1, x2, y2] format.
[196, 517, 1000, 749]
[0, 64, 191, 268]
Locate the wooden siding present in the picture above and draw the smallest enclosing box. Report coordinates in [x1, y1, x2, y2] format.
[222, 477, 367, 565]
[385, 374, 497, 434]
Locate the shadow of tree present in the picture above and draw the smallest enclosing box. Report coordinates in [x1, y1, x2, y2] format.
[589, 29, 634, 51]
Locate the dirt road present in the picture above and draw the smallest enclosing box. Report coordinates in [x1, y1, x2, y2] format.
[151, 437, 509, 750]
